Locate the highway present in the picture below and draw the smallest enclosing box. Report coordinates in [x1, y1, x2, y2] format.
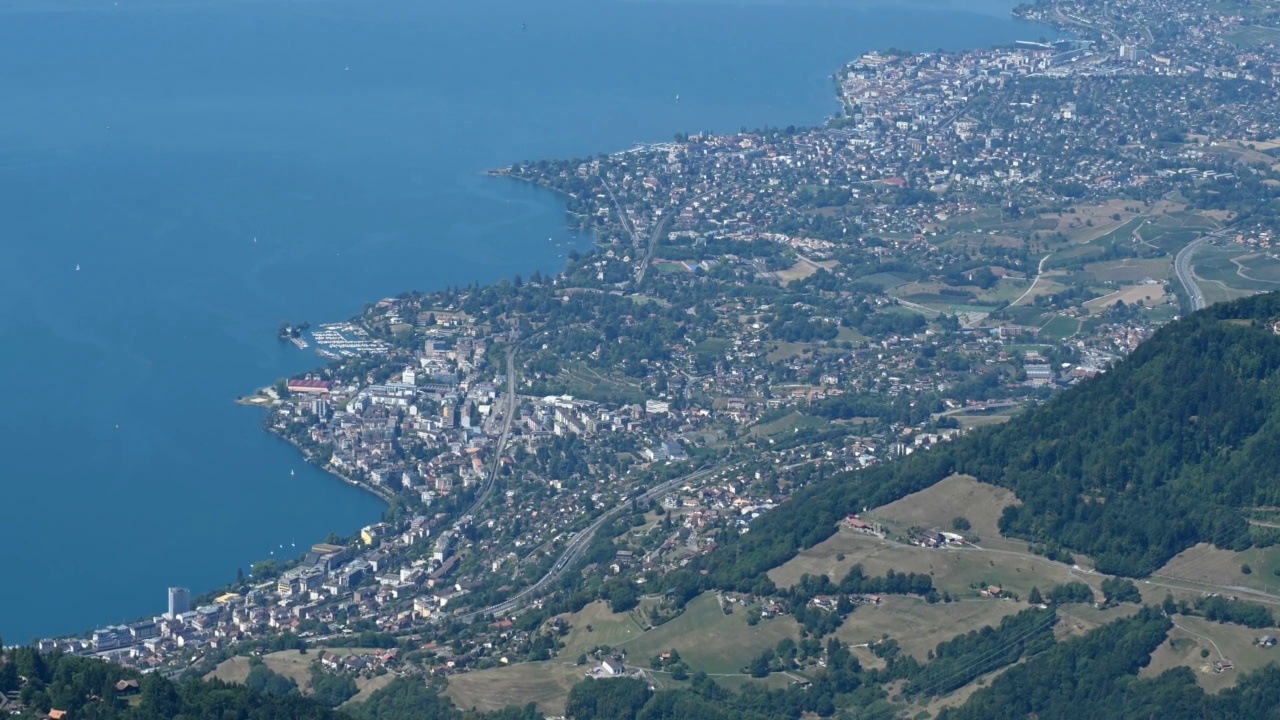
[454, 463, 731, 624]
[1174, 234, 1213, 312]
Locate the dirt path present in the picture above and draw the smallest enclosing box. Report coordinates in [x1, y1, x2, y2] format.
[1010, 253, 1051, 307]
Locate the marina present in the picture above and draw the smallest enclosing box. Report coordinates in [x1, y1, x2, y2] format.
[308, 323, 390, 357]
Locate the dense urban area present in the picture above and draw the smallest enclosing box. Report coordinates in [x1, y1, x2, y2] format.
[10, 0, 1280, 718]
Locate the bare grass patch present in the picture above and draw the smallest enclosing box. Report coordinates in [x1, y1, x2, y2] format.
[835, 596, 1025, 662]
[872, 474, 1016, 541]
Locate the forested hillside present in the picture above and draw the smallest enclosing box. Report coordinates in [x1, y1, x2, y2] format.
[697, 292, 1280, 588]
[937, 608, 1280, 720]
[0, 647, 343, 720]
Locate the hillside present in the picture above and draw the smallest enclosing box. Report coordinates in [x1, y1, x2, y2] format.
[701, 292, 1280, 588]
[0, 647, 344, 720]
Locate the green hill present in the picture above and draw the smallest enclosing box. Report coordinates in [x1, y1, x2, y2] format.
[701, 292, 1280, 587]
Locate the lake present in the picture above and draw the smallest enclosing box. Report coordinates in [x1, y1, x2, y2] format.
[0, 0, 1045, 642]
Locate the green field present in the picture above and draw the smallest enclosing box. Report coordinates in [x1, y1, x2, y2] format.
[1139, 225, 1202, 255]
[904, 292, 977, 306]
[555, 362, 648, 404]
[694, 338, 733, 355]
[1000, 306, 1051, 326]
[1091, 217, 1147, 246]
[856, 272, 914, 289]
[614, 594, 804, 675]
[975, 278, 1037, 305]
[1190, 247, 1277, 308]
[835, 596, 1025, 662]
[1227, 24, 1280, 47]
[749, 411, 830, 438]
[1085, 258, 1172, 283]
[1038, 315, 1080, 340]
[1234, 253, 1280, 284]
[1143, 616, 1280, 692]
[768, 530, 1082, 600]
[1143, 304, 1181, 323]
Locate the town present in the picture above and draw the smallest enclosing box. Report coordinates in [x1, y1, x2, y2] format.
[21, 0, 1280, 715]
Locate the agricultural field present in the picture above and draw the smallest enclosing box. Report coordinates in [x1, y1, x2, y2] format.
[613, 593, 803, 675]
[445, 660, 588, 716]
[1141, 615, 1279, 692]
[765, 341, 812, 362]
[557, 601, 649, 657]
[207, 656, 254, 685]
[1082, 284, 1171, 314]
[1154, 543, 1280, 600]
[950, 408, 1022, 429]
[207, 650, 313, 690]
[554, 361, 647, 405]
[1031, 200, 1147, 243]
[1037, 314, 1081, 339]
[206, 647, 390, 702]
[749, 411, 830, 438]
[1192, 244, 1280, 292]
[1226, 24, 1280, 47]
[855, 271, 914, 289]
[449, 594, 801, 714]
[767, 529, 1083, 600]
[1085, 258, 1172, 283]
[999, 304, 1052, 326]
[1233, 253, 1280, 284]
[776, 259, 819, 284]
[834, 595, 1025, 662]
[340, 674, 395, 708]
[872, 474, 1018, 543]
[1139, 224, 1204, 255]
[1053, 603, 1143, 639]
[973, 277, 1036, 305]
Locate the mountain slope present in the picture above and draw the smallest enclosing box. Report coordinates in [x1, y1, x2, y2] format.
[703, 292, 1280, 587]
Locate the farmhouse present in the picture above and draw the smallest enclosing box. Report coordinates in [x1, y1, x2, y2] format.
[845, 514, 873, 532]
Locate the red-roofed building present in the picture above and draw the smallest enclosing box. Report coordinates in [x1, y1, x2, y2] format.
[288, 379, 332, 394]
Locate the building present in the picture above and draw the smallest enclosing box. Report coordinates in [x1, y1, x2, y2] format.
[645, 399, 670, 415]
[287, 379, 332, 394]
[1023, 364, 1054, 385]
[168, 587, 191, 618]
[601, 658, 625, 676]
[361, 523, 391, 546]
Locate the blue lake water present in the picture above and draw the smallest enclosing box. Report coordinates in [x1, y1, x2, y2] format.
[0, 0, 1046, 642]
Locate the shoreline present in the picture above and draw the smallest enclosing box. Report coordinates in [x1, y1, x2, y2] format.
[238, 388, 393, 505]
[274, 431, 396, 506]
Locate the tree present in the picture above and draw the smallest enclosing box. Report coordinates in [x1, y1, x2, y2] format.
[952, 516, 972, 532]
[0, 659, 17, 694]
[565, 677, 650, 720]
[748, 652, 771, 678]
[1028, 586, 1044, 605]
